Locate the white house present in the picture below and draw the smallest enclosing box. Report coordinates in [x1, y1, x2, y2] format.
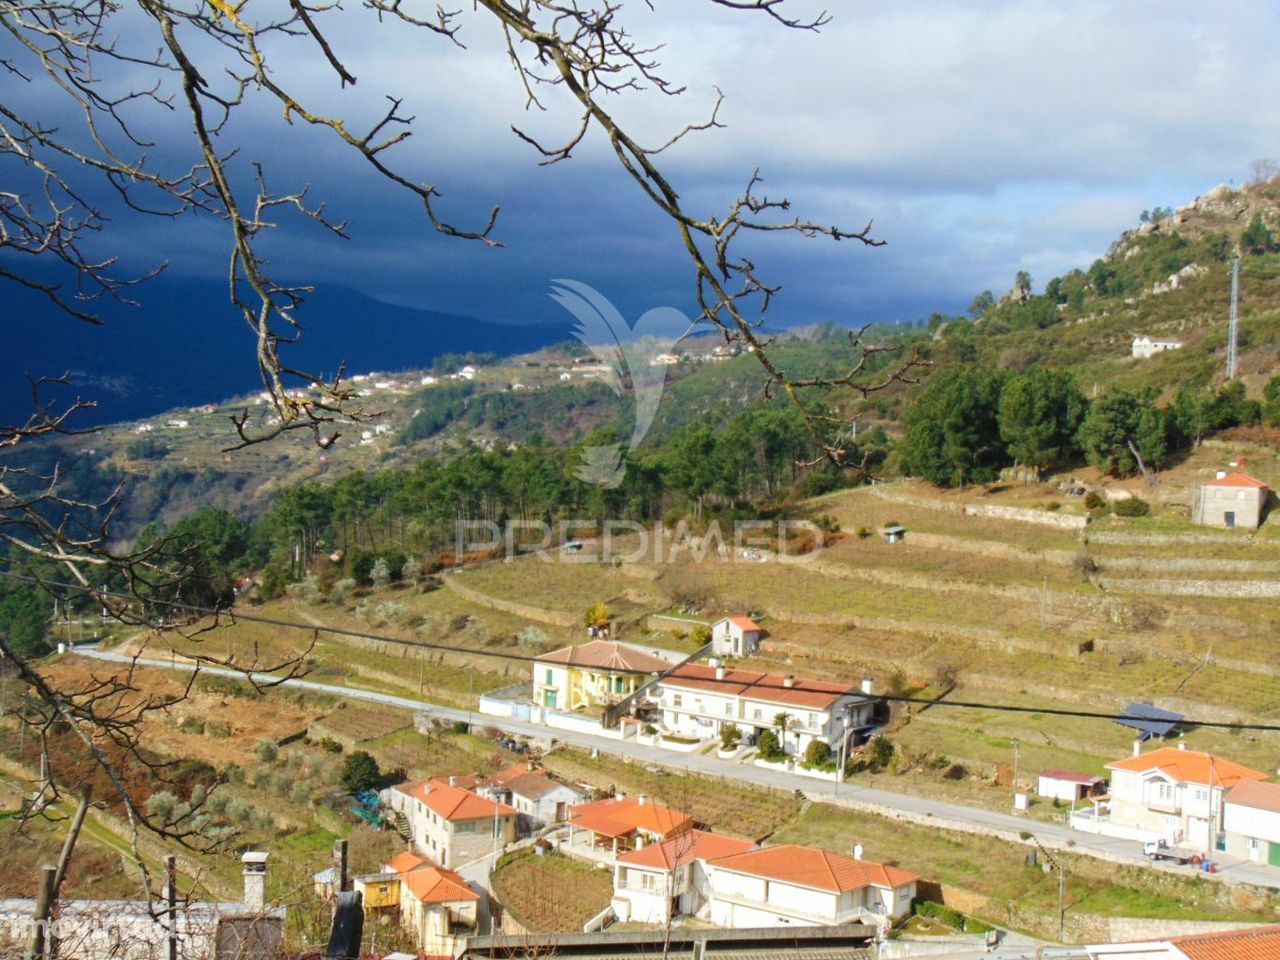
[384, 778, 517, 868]
[705, 845, 918, 928]
[479, 763, 586, 832]
[1192, 471, 1269, 530]
[1087, 924, 1280, 960]
[457, 365, 477, 380]
[611, 830, 758, 925]
[1071, 745, 1267, 848]
[1221, 779, 1280, 866]
[710, 616, 763, 657]
[1132, 336, 1184, 359]
[649, 353, 681, 366]
[652, 662, 874, 756]
[355, 851, 479, 955]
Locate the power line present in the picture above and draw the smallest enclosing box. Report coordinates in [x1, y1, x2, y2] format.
[6, 571, 1280, 733]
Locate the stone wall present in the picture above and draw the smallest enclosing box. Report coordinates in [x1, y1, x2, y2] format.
[867, 485, 1088, 530]
[1099, 577, 1280, 598]
[442, 572, 579, 626]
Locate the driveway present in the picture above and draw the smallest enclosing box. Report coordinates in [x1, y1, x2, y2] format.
[69, 645, 1280, 891]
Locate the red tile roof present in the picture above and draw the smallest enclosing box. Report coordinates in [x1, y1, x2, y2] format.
[709, 845, 919, 893]
[1204, 472, 1268, 489]
[721, 616, 762, 632]
[1170, 925, 1280, 960]
[395, 780, 518, 821]
[569, 796, 692, 839]
[1106, 748, 1267, 789]
[1226, 780, 1280, 815]
[662, 663, 855, 710]
[402, 865, 479, 904]
[616, 829, 756, 872]
[385, 851, 433, 875]
[535, 640, 673, 673]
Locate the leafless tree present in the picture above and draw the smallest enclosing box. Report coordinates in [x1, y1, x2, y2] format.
[2, 0, 923, 900]
[1248, 157, 1278, 185]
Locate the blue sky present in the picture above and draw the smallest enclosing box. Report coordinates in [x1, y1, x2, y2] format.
[10, 0, 1280, 334]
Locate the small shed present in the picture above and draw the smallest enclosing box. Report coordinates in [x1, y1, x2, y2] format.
[1037, 769, 1106, 802]
[883, 525, 906, 544]
[711, 616, 763, 657]
[1192, 471, 1269, 529]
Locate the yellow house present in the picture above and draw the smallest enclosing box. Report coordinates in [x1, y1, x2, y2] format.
[533, 640, 673, 712]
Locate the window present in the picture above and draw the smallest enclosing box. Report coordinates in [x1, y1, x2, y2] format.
[1153, 780, 1175, 805]
[1193, 787, 1209, 803]
[672, 694, 682, 708]
[545, 669, 554, 685]
[725, 702, 734, 716]
[641, 873, 657, 892]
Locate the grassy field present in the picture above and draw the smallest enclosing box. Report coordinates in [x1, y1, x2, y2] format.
[491, 851, 614, 933]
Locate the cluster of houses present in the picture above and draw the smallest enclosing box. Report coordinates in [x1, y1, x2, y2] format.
[372, 761, 922, 953]
[1064, 743, 1280, 865]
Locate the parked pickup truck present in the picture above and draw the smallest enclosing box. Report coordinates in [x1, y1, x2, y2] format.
[1144, 840, 1196, 865]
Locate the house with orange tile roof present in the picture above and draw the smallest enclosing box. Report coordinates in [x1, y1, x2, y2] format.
[1223, 780, 1280, 866]
[478, 762, 586, 831]
[710, 616, 764, 657]
[705, 844, 920, 928]
[1192, 470, 1269, 529]
[384, 778, 517, 868]
[354, 851, 479, 954]
[1087, 923, 1280, 960]
[532, 639, 676, 712]
[653, 661, 875, 757]
[1072, 743, 1269, 850]
[566, 794, 693, 857]
[611, 829, 757, 925]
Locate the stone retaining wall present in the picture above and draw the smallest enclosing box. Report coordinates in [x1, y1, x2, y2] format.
[442, 572, 579, 626]
[1099, 577, 1280, 598]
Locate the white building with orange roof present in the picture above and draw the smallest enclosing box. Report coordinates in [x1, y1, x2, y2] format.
[1074, 743, 1268, 849]
[710, 616, 764, 657]
[354, 850, 479, 954]
[384, 778, 517, 868]
[566, 794, 692, 857]
[1087, 923, 1280, 960]
[1193, 471, 1269, 529]
[611, 829, 757, 925]
[1223, 780, 1280, 865]
[705, 845, 919, 928]
[653, 662, 874, 757]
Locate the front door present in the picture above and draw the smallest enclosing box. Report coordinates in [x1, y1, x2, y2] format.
[1247, 837, 1261, 862]
[1270, 841, 1280, 867]
[1225, 511, 1236, 528]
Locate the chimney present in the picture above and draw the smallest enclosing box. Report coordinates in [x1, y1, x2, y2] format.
[709, 657, 720, 669]
[715, 665, 726, 681]
[853, 842, 864, 861]
[783, 675, 795, 689]
[637, 794, 647, 805]
[1133, 739, 1142, 757]
[527, 761, 535, 772]
[242, 851, 268, 912]
[1216, 470, 1227, 480]
[449, 775, 457, 787]
[860, 678, 874, 696]
[1178, 741, 1186, 751]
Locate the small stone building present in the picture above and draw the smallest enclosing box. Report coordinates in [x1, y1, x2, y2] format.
[1192, 471, 1268, 530]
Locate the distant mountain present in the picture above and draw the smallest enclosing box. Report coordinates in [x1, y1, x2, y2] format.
[3, 276, 570, 427]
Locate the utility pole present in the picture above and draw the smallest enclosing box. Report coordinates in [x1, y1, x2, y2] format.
[1012, 740, 1020, 807]
[1227, 257, 1240, 379]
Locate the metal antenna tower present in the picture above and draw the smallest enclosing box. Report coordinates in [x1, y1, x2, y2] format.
[1227, 257, 1240, 379]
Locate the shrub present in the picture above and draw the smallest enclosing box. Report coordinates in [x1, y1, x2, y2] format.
[145, 790, 181, 822]
[719, 726, 742, 751]
[340, 751, 382, 792]
[451, 720, 470, 734]
[917, 900, 966, 930]
[1114, 496, 1150, 517]
[1083, 490, 1106, 510]
[205, 721, 231, 738]
[370, 558, 392, 590]
[804, 740, 833, 767]
[641, 723, 658, 736]
[328, 578, 356, 604]
[856, 526, 872, 540]
[756, 729, 784, 761]
[1044, 501, 1061, 511]
[814, 514, 840, 534]
[178, 716, 206, 735]
[255, 739, 278, 762]
[867, 735, 895, 770]
[318, 737, 343, 754]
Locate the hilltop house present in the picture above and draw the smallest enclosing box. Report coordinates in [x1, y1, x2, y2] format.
[652, 661, 875, 757]
[384, 778, 517, 868]
[532, 640, 673, 712]
[567, 794, 692, 856]
[1071, 744, 1268, 848]
[705, 845, 919, 928]
[354, 851, 479, 954]
[612, 830, 759, 925]
[710, 617, 763, 657]
[1192, 471, 1269, 529]
[1132, 335, 1184, 359]
[1221, 780, 1280, 866]
[479, 763, 586, 832]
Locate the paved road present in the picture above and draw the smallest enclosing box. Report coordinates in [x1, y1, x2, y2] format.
[71, 645, 1280, 891]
